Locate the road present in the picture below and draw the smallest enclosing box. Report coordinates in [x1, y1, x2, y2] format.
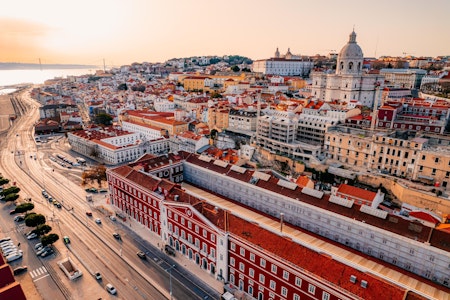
[0, 89, 219, 300]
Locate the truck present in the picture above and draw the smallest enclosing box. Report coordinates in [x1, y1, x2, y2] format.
[58, 257, 83, 280]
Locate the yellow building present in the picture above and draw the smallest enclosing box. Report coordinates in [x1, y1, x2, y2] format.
[183, 76, 211, 91]
[207, 106, 230, 131]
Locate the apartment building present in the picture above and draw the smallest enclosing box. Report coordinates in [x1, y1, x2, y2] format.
[227, 108, 258, 134]
[120, 110, 188, 136]
[380, 68, 427, 89]
[324, 125, 450, 189]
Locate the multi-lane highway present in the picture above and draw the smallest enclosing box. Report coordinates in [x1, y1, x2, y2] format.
[0, 89, 219, 300]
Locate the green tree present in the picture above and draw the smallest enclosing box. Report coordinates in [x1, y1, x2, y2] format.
[14, 202, 34, 213]
[35, 224, 52, 236]
[1, 186, 20, 196]
[3, 193, 19, 202]
[231, 65, 240, 72]
[95, 113, 113, 126]
[0, 178, 10, 185]
[25, 213, 46, 227]
[41, 233, 59, 246]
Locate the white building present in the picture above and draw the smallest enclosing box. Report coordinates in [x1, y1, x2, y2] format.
[154, 97, 176, 112]
[310, 31, 384, 108]
[252, 48, 313, 76]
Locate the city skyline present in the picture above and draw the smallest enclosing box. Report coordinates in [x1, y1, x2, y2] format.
[1, 0, 450, 67]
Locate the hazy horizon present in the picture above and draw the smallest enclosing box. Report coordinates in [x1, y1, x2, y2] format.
[2, 0, 450, 66]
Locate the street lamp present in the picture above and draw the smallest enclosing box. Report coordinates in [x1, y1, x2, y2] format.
[165, 264, 176, 299]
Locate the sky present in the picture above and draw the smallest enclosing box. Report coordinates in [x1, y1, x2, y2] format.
[1, 0, 450, 67]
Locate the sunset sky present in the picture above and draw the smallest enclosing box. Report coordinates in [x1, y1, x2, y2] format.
[1, 0, 449, 67]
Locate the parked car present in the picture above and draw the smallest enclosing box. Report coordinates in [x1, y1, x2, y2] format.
[6, 250, 23, 262]
[13, 215, 25, 222]
[86, 211, 92, 217]
[0, 241, 14, 248]
[0, 237, 11, 243]
[137, 251, 146, 259]
[63, 236, 70, 244]
[109, 215, 116, 222]
[36, 246, 51, 256]
[3, 248, 19, 256]
[13, 266, 28, 275]
[94, 218, 101, 224]
[99, 189, 108, 193]
[56, 202, 62, 208]
[34, 243, 43, 250]
[40, 249, 54, 257]
[94, 272, 102, 280]
[106, 283, 117, 295]
[112, 232, 121, 240]
[9, 209, 17, 215]
[27, 232, 38, 240]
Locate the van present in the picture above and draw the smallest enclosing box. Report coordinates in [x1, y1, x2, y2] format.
[164, 245, 176, 256]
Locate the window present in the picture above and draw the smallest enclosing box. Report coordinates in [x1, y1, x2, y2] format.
[283, 270, 289, 280]
[250, 253, 255, 262]
[239, 262, 245, 272]
[259, 274, 265, 284]
[322, 291, 330, 300]
[271, 264, 277, 274]
[295, 277, 302, 287]
[249, 268, 255, 278]
[269, 280, 276, 290]
[281, 287, 288, 297]
[230, 243, 236, 251]
[308, 284, 316, 294]
[240, 248, 246, 257]
[422, 155, 426, 160]
[293, 294, 300, 300]
[260, 258, 266, 268]
[230, 257, 235, 266]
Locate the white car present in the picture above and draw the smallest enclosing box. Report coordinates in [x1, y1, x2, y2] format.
[94, 218, 102, 224]
[6, 250, 23, 262]
[3, 248, 19, 256]
[1, 244, 16, 252]
[106, 283, 117, 295]
[0, 237, 11, 243]
[27, 233, 38, 240]
[1, 241, 14, 248]
[34, 243, 43, 250]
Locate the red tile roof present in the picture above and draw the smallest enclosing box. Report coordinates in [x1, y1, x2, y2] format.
[227, 214, 407, 300]
[337, 184, 377, 202]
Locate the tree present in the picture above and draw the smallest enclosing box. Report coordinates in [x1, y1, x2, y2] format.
[1, 186, 20, 196]
[95, 113, 113, 126]
[35, 224, 52, 236]
[0, 177, 10, 185]
[231, 65, 240, 72]
[14, 203, 34, 213]
[25, 213, 46, 227]
[41, 233, 59, 246]
[3, 193, 19, 202]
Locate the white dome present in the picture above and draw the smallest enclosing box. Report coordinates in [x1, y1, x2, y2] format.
[338, 31, 363, 59]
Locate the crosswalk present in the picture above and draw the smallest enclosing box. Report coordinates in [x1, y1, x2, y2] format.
[30, 266, 48, 280]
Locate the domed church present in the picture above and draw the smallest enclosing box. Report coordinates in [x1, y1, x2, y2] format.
[310, 31, 384, 108]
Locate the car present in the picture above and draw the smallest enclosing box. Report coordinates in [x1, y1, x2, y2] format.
[63, 236, 70, 244]
[136, 251, 146, 259]
[94, 272, 102, 280]
[40, 249, 54, 257]
[109, 215, 116, 222]
[41, 189, 46, 195]
[94, 218, 101, 224]
[106, 283, 117, 295]
[6, 250, 23, 262]
[56, 203, 62, 208]
[34, 243, 43, 250]
[36, 246, 51, 256]
[86, 211, 92, 217]
[112, 232, 121, 240]
[13, 215, 25, 222]
[0, 237, 11, 243]
[99, 188, 108, 193]
[27, 233, 38, 240]
[9, 209, 17, 215]
[3, 248, 19, 256]
[0, 240, 14, 247]
[1, 242, 15, 249]
[48, 196, 53, 202]
[52, 200, 58, 205]
[13, 266, 28, 275]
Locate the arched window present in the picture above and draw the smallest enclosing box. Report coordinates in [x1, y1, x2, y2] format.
[358, 62, 361, 70]
[340, 62, 344, 70]
[348, 62, 353, 70]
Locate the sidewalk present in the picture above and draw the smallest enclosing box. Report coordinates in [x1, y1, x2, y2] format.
[96, 199, 224, 295]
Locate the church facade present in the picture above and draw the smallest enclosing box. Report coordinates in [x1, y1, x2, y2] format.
[310, 31, 384, 108]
